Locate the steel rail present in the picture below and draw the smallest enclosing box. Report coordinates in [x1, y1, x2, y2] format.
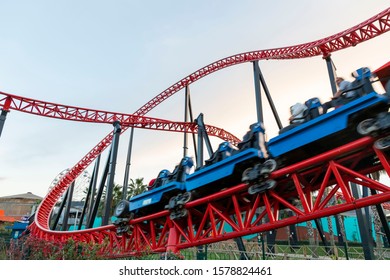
[26, 8, 390, 248]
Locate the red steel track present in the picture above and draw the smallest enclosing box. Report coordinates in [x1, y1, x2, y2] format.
[1, 7, 389, 256]
[28, 135, 390, 256]
[0, 92, 241, 144]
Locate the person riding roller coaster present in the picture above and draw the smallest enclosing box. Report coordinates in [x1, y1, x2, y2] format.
[321, 76, 358, 113]
[280, 67, 375, 135]
[279, 98, 322, 134]
[322, 67, 374, 113]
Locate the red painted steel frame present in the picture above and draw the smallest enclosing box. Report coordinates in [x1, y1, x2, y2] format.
[134, 7, 390, 117]
[116, 136, 390, 256]
[0, 91, 240, 144]
[12, 7, 390, 256]
[29, 135, 390, 257]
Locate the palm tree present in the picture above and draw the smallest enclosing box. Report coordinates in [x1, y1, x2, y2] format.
[96, 178, 147, 217]
[369, 171, 386, 251]
[111, 183, 125, 214]
[127, 178, 148, 199]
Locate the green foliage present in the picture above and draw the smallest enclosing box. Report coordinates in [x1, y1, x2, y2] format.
[7, 235, 110, 260]
[96, 177, 148, 217]
[127, 178, 148, 199]
[0, 238, 8, 260]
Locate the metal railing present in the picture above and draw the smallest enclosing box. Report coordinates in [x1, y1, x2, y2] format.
[178, 241, 390, 260]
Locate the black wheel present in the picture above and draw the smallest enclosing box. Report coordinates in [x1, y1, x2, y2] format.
[242, 167, 253, 182]
[174, 192, 192, 206]
[262, 159, 277, 174]
[167, 195, 177, 209]
[374, 136, 390, 150]
[357, 118, 378, 135]
[248, 179, 277, 195]
[170, 208, 188, 220]
[114, 200, 131, 218]
[181, 191, 192, 204]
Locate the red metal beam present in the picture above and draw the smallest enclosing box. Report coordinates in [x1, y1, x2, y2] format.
[0, 91, 240, 145]
[26, 8, 390, 253]
[28, 135, 390, 257]
[134, 7, 390, 117]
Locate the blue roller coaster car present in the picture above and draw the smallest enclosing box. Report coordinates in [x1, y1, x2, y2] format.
[270, 91, 390, 166]
[114, 67, 390, 225]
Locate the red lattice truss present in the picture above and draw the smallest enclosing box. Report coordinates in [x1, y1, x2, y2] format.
[28, 136, 390, 256]
[1, 7, 389, 256]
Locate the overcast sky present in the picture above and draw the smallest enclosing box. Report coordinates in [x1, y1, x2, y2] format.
[0, 1, 389, 198]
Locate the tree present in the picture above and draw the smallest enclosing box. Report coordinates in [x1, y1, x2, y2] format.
[127, 178, 148, 199]
[98, 178, 147, 216]
[369, 171, 385, 250]
[98, 178, 147, 217]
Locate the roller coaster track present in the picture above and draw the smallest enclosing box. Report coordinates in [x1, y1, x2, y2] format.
[2, 7, 389, 256]
[0, 92, 241, 144]
[29, 135, 390, 256]
[134, 7, 390, 116]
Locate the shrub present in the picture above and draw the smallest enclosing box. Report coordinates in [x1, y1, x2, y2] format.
[7, 235, 110, 260]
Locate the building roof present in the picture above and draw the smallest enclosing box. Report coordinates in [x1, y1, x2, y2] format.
[0, 192, 43, 200]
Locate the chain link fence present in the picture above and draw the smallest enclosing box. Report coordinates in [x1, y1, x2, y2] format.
[178, 241, 390, 260]
[2, 236, 390, 260]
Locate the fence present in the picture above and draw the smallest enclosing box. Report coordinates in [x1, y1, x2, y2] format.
[2, 236, 390, 260]
[177, 241, 390, 260]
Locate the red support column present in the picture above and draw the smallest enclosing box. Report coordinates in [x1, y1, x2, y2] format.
[375, 147, 390, 176]
[0, 96, 12, 139]
[166, 225, 179, 254]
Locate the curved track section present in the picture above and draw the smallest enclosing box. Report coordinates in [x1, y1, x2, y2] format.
[0, 92, 240, 144]
[127, 136, 390, 255]
[19, 8, 390, 251]
[135, 7, 390, 116]
[29, 134, 390, 256]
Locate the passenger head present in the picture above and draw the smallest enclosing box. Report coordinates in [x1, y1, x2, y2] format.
[335, 77, 344, 85]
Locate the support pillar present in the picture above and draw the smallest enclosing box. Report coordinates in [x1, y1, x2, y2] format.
[183, 86, 190, 157]
[87, 154, 100, 225]
[287, 211, 298, 248]
[266, 229, 277, 254]
[87, 151, 111, 228]
[257, 232, 266, 260]
[62, 181, 75, 231]
[235, 237, 250, 260]
[51, 189, 69, 230]
[371, 189, 390, 247]
[166, 226, 179, 255]
[324, 55, 337, 95]
[231, 215, 250, 259]
[0, 110, 9, 139]
[78, 162, 98, 230]
[335, 214, 345, 245]
[0, 96, 11, 139]
[253, 61, 264, 124]
[196, 244, 207, 260]
[336, 214, 349, 260]
[253, 61, 282, 129]
[351, 183, 376, 259]
[102, 121, 122, 226]
[122, 127, 134, 199]
[314, 219, 331, 252]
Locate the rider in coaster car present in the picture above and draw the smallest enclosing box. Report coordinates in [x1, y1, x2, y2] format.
[148, 169, 171, 190]
[168, 156, 194, 183]
[289, 102, 308, 124]
[147, 157, 194, 190]
[205, 141, 238, 166]
[238, 122, 269, 158]
[323, 67, 374, 112]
